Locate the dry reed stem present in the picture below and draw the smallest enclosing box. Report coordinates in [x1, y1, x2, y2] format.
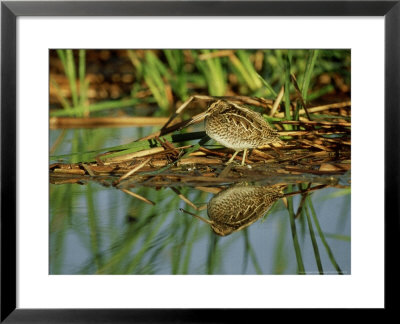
[252, 149, 275, 159]
[170, 187, 199, 210]
[177, 157, 222, 165]
[194, 186, 223, 194]
[81, 163, 96, 176]
[198, 50, 234, 60]
[284, 184, 327, 198]
[120, 188, 155, 205]
[274, 101, 351, 118]
[270, 86, 285, 117]
[53, 168, 85, 175]
[116, 157, 152, 183]
[280, 120, 351, 127]
[297, 139, 334, 152]
[102, 147, 165, 163]
[50, 129, 66, 154]
[278, 130, 348, 136]
[50, 117, 170, 129]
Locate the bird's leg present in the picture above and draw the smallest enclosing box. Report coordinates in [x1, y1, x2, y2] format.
[241, 148, 248, 166]
[227, 151, 239, 164]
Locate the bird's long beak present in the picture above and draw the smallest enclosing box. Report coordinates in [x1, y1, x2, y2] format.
[180, 208, 213, 225]
[184, 111, 210, 128]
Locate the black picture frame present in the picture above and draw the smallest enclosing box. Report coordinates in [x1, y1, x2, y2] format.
[1, 0, 398, 322]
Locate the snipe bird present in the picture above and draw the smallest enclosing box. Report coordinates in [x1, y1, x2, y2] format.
[182, 183, 284, 236]
[190, 100, 282, 165]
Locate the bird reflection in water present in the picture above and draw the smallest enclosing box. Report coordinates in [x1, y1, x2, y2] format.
[181, 182, 285, 236]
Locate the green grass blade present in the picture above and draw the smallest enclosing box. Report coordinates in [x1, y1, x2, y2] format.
[50, 131, 207, 163]
[273, 215, 289, 274]
[127, 49, 144, 79]
[237, 50, 262, 89]
[256, 73, 278, 98]
[206, 232, 219, 274]
[242, 229, 263, 274]
[65, 50, 79, 109]
[142, 52, 171, 113]
[50, 78, 71, 110]
[86, 183, 102, 270]
[78, 50, 88, 111]
[196, 50, 226, 96]
[56, 49, 67, 68]
[49, 185, 69, 274]
[125, 208, 169, 274]
[283, 54, 293, 124]
[301, 50, 319, 102]
[307, 196, 343, 274]
[307, 84, 334, 101]
[50, 98, 141, 117]
[163, 49, 188, 101]
[287, 185, 305, 274]
[304, 203, 323, 274]
[164, 49, 182, 74]
[321, 233, 350, 242]
[180, 222, 199, 274]
[229, 51, 259, 92]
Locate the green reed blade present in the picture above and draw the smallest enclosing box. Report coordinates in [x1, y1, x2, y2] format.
[256, 73, 278, 98]
[50, 131, 207, 163]
[86, 183, 102, 270]
[56, 49, 66, 68]
[206, 232, 219, 274]
[242, 229, 250, 273]
[237, 50, 262, 89]
[308, 84, 334, 101]
[50, 78, 72, 110]
[304, 203, 323, 274]
[143, 53, 170, 113]
[243, 229, 263, 274]
[181, 222, 199, 274]
[126, 204, 169, 274]
[49, 184, 69, 274]
[229, 50, 259, 92]
[175, 189, 204, 274]
[127, 49, 144, 80]
[320, 188, 351, 200]
[170, 191, 187, 274]
[163, 49, 188, 101]
[50, 98, 142, 117]
[164, 49, 183, 74]
[96, 210, 154, 274]
[78, 50, 88, 112]
[322, 233, 350, 242]
[65, 50, 79, 109]
[286, 185, 305, 274]
[307, 196, 343, 274]
[273, 215, 289, 274]
[144, 71, 169, 112]
[283, 54, 292, 121]
[301, 50, 319, 103]
[196, 50, 226, 96]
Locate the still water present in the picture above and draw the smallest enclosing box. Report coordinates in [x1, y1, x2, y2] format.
[49, 127, 350, 275]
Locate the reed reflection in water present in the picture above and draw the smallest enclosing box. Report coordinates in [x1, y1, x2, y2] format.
[50, 159, 350, 275]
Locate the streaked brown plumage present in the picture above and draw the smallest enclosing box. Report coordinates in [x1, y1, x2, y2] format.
[206, 183, 284, 236]
[203, 100, 282, 165]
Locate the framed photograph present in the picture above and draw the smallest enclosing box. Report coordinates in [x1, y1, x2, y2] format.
[1, 0, 398, 321]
